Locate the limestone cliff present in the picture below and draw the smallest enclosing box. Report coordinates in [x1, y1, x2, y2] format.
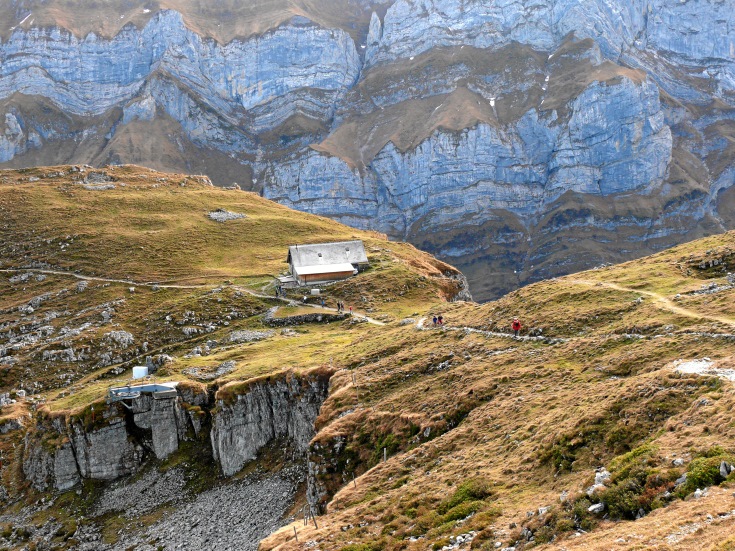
[1, 1, 734, 299]
[22, 371, 331, 491]
[211, 372, 332, 477]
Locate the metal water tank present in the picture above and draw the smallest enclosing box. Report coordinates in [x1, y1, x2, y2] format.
[132, 366, 148, 379]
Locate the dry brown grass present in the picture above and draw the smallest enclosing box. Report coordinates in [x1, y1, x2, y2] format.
[4, 165, 735, 551]
[259, 231, 735, 551]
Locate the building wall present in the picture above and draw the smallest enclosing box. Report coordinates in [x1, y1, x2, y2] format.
[299, 271, 355, 285]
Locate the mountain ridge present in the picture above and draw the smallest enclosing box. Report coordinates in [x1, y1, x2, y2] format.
[1, 0, 733, 302]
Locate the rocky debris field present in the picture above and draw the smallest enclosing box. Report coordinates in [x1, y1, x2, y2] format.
[0, 464, 305, 551]
[92, 467, 188, 519]
[100, 465, 304, 551]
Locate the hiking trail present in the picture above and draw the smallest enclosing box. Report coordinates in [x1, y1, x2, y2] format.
[568, 278, 735, 327]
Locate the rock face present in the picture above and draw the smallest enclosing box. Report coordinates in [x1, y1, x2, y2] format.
[23, 412, 143, 491]
[211, 374, 331, 477]
[1, 1, 734, 299]
[131, 394, 189, 460]
[22, 371, 331, 491]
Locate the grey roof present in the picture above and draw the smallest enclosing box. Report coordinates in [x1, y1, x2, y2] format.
[287, 240, 368, 268]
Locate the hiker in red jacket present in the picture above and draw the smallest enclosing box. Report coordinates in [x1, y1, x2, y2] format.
[511, 317, 522, 337]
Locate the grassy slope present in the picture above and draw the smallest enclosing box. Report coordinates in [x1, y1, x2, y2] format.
[0, 165, 462, 413]
[0, 165, 459, 285]
[262, 232, 735, 551]
[2, 166, 735, 550]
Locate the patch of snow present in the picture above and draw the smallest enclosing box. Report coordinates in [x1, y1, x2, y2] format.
[673, 358, 735, 381]
[10, 13, 32, 30]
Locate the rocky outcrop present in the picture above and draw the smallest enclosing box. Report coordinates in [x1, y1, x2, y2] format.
[211, 372, 332, 476]
[0, 10, 360, 169]
[23, 411, 142, 491]
[130, 394, 189, 460]
[267, 76, 672, 236]
[22, 371, 332, 491]
[22, 389, 194, 491]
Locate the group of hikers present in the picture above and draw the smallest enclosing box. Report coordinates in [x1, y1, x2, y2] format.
[336, 301, 352, 315]
[430, 314, 523, 336]
[278, 284, 523, 335]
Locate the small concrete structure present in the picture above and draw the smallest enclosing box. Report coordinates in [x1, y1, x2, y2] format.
[287, 240, 369, 285]
[107, 382, 179, 403]
[132, 365, 148, 379]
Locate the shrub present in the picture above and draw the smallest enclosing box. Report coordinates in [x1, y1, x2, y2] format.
[339, 544, 381, 551]
[534, 525, 555, 544]
[595, 444, 681, 519]
[571, 497, 598, 532]
[603, 480, 643, 519]
[409, 512, 442, 537]
[443, 500, 482, 522]
[678, 454, 734, 497]
[437, 479, 492, 514]
[555, 517, 575, 533]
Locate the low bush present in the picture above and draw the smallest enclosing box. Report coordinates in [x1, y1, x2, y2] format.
[437, 478, 493, 514]
[339, 543, 382, 551]
[677, 452, 735, 497]
[443, 500, 483, 522]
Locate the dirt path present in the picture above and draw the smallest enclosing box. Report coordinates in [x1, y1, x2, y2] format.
[568, 278, 735, 327]
[293, 302, 386, 326]
[1, 267, 387, 326]
[0, 268, 205, 289]
[415, 317, 564, 342]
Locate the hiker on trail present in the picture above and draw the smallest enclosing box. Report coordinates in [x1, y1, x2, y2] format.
[321, 298, 325, 307]
[437, 315, 443, 326]
[432, 315, 438, 326]
[337, 301, 342, 313]
[512, 317, 522, 337]
[303, 295, 307, 304]
[349, 306, 353, 315]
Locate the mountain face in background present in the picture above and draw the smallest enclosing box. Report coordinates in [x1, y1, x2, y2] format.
[1, 0, 734, 300]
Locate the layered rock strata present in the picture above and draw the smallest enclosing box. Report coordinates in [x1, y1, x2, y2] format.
[22, 371, 331, 491]
[1, 1, 734, 299]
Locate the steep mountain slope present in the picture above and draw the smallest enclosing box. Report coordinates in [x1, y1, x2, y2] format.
[262, 231, 735, 551]
[0, 164, 467, 549]
[0, 164, 465, 392]
[1, 165, 735, 550]
[0, 1, 734, 301]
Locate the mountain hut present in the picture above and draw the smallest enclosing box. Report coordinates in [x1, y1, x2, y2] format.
[286, 240, 369, 285]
